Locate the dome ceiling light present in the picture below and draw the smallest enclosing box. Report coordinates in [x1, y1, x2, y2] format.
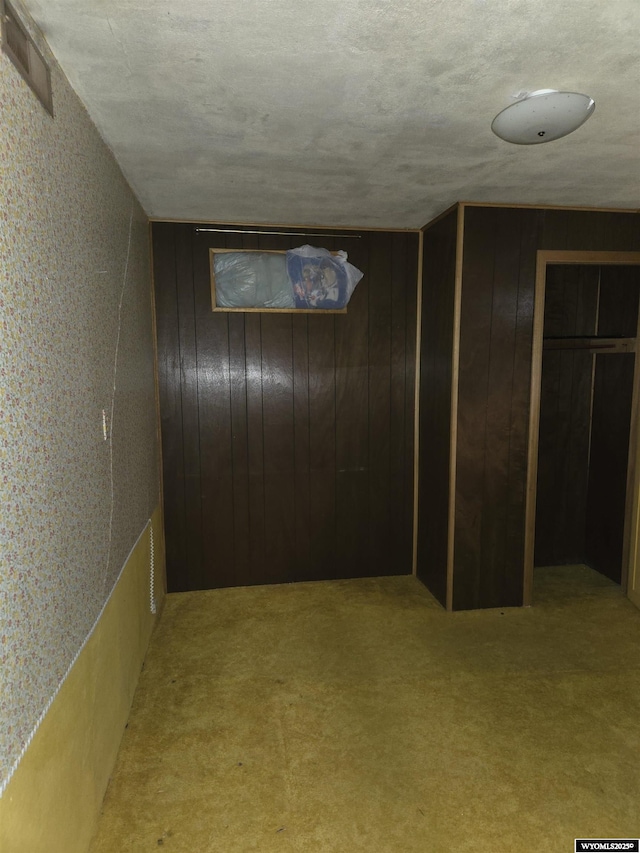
[491, 89, 595, 144]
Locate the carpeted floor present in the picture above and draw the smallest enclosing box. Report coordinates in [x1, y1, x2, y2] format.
[88, 565, 640, 852]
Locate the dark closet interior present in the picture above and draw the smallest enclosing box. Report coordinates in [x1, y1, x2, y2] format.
[535, 264, 640, 584]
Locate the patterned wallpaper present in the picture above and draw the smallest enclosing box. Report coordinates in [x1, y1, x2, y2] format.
[0, 3, 159, 791]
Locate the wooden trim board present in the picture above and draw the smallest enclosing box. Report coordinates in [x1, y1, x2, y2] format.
[621, 300, 640, 594]
[542, 337, 636, 353]
[148, 223, 166, 594]
[532, 250, 640, 267]
[445, 204, 465, 611]
[421, 202, 638, 232]
[627, 302, 640, 607]
[419, 202, 460, 232]
[459, 202, 639, 215]
[412, 230, 424, 576]
[149, 216, 420, 233]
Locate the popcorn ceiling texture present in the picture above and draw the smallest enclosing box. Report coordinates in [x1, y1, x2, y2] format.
[22, 0, 640, 228]
[0, 2, 158, 790]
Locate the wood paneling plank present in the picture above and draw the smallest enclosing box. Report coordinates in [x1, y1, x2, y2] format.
[453, 207, 496, 609]
[367, 233, 393, 575]
[292, 316, 311, 577]
[152, 223, 188, 591]
[175, 224, 204, 589]
[335, 233, 371, 579]
[221, 230, 251, 580]
[598, 265, 640, 337]
[505, 209, 540, 604]
[585, 353, 636, 581]
[535, 347, 593, 565]
[540, 209, 570, 250]
[194, 229, 235, 587]
[404, 233, 419, 572]
[261, 311, 296, 583]
[228, 312, 250, 581]
[307, 312, 337, 580]
[479, 209, 522, 607]
[389, 232, 409, 570]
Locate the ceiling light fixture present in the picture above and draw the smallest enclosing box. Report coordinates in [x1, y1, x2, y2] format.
[491, 89, 595, 144]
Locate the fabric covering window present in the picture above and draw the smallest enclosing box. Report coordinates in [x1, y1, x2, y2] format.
[211, 245, 363, 312]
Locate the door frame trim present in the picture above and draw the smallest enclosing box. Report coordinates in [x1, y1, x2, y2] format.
[524, 250, 640, 605]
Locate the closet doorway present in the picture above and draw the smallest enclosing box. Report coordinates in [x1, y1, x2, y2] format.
[524, 251, 640, 606]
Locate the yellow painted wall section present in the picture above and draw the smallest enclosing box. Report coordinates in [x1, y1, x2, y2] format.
[0, 506, 166, 853]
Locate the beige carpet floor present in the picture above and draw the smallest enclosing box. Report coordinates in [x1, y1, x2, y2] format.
[88, 565, 640, 852]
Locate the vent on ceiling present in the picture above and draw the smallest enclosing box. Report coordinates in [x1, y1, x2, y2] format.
[1, 0, 53, 116]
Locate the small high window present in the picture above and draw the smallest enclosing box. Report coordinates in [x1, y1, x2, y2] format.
[1, 0, 53, 116]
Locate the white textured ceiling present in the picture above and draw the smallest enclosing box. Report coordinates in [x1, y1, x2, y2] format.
[24, 0, 640, 227]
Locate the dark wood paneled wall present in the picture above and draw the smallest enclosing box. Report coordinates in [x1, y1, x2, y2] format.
[417, 210, 458, 606]
[451, 206, 640, 610]
[585, 265, 640, 581]
[535, 348, 593, 566]
[453, 206, 539, 609]
[543, 264, 599, 338]
[153, 223, 418, 591]
[598, 265, 640, 337]
[586, 352, 635, 582]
